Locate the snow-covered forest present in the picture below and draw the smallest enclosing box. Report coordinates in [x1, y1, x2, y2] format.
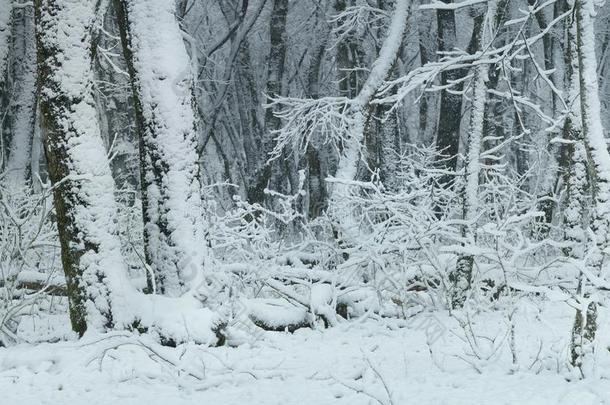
[3, 0, 610, 403]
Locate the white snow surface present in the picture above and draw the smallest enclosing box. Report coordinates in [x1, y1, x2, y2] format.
[4, 300, 610, 404]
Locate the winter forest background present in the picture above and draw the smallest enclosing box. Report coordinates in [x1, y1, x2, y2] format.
[3, 0, 610, 403]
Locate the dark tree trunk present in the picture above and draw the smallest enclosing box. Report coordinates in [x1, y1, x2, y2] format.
[435, 0, 463, 183]
[247, 0, 289, 204]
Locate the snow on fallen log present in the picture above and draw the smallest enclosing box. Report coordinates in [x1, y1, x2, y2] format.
[247, 298, 309, 332]
[336, 287, 381, 318]
[0, 271, 67, 297]
[309, 284, 338, 327]
[16, 271, 64, 287]
[127, 294, 226, 346]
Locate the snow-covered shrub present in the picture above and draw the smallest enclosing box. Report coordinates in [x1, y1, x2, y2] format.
[322, 144, 460, 315]
[319, 141, 563, 318]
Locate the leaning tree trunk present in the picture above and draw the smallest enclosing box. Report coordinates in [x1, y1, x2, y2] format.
[6, 4, 37, 183]
[114, 0, 208, 297]
[329, 0, 411, 243]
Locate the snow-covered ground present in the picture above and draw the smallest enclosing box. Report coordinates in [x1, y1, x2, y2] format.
[3, 299, 609, 405]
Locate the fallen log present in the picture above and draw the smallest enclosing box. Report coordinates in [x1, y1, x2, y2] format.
[0, 271, 67, 297]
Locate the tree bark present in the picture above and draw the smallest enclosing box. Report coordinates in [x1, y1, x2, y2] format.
[247, 0, 289, 204]
[0, 0, 13, 167]
[35, 0, 131, 334]
[6, 4, 37, 183]
[114, 0, 208, 297]
[0, 0, 11, 87]
[435, 0, 463, 183]
[450, 1, 501, 309]
[569, 0, 610, 376]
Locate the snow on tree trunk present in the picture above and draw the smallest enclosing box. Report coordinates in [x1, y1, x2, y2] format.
[36, 0, 135, 334]
[563, 8, 588, 263]
[36, 0, 223, 345]
[329, 0, 411, 242]
[114, 0, 208, 297]
[576, 0, 610, 269]
[568, 0, 609, 376]
[6, 5, 36, 183]
[450, 1, 498, 309]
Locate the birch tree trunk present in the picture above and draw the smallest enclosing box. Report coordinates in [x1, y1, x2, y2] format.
[114, 0, 208, 297]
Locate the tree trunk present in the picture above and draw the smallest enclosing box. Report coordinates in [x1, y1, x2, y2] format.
[417, 9, 437, 142]
[569, 0, 610, 376]
[450, 2, 498, 309]
[36, 0, 223, 344]
[0, 0, 13, 167]
[6, 4, 37, 183]
[114, 0, 208, 297]
[0, 0, 11, 87]
[435, 0, 464, 183]
[35, 0, 132, 334]
[329, 0, 411, 242]
[304, 18, 331, 219]
[247, 0, 289, 204]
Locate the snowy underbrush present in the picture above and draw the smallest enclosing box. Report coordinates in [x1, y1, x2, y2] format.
[0, 168, 604, 398]
[0, 146, 580, 363]
[187, 144, 571, 347]
[294, 145, 564, 318]
[0, 180, 63, 346]
[2, 296, 607, 405]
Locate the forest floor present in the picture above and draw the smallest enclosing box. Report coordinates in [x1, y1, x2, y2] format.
[2, 299, 610, 405]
